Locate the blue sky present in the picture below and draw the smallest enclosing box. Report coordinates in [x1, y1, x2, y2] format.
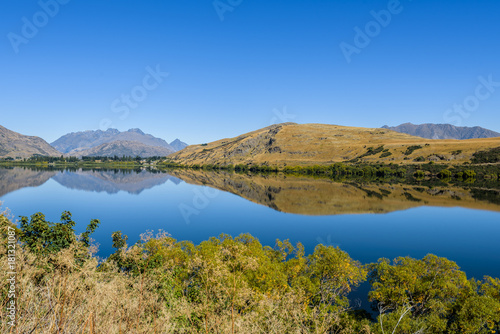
[1, 0, 499, 144]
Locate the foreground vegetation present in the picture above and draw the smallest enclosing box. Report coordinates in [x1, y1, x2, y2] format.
[1, 211, 500, 333]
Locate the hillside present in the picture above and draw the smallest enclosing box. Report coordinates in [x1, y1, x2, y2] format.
[0, 125, 61, 158]
[169, 123, 500, 166]
[382, 123, 500, 140]
[51, 128, 178, 154]
[66, 140, 175, 158]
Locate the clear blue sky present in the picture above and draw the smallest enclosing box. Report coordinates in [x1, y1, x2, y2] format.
[1, 0, 500, 144]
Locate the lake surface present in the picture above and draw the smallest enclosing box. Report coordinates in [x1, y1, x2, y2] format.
[1, 167, 500, 283]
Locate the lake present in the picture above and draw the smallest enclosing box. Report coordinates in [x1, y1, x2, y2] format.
[1, 166, 500, 283]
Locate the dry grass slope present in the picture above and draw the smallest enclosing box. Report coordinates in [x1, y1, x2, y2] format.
[169, 123, 500, 166]
[0, 125, 61, 158]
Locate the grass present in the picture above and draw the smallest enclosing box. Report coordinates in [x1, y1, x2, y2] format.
[169, 123, 500, 167]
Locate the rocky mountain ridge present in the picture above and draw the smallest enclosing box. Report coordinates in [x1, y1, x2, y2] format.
[382, 123, 500, 140]
[66, 140, 175, 158]
[51, 128, 182, 154]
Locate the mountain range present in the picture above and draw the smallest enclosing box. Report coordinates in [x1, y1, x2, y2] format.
[382, 123, 500, 140]
[51, 128, 187, 156]
[2, 122, 500, 162]
[65, 140, 176, 158]
[0, 126, 188, 158]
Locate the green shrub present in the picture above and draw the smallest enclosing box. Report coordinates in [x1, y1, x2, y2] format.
[471, 147, 500, 163]
[438, 169, 452, 178]
[404, 145, 423, 155]
[380, 151, 392, 158]
[414, 170, 425, 178]
[19, 211, 99, 256]
[463, 170, 477, 179]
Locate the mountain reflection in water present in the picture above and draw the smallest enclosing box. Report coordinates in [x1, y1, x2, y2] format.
[1, 167, 500, 215]
[0, 167, 180, 197]
[169, 169, 500, 215]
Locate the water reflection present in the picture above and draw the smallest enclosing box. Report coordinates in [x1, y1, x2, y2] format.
[169, 169, 500, 215]
[0, 167, 57, 197]
[0, 167, 181, 196]
[52, 169, 180, 194]
[1, 166, 500, 214]
[1, 166, 499, 280]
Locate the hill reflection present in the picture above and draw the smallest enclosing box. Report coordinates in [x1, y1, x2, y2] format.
[169, 169, 500, 215]
[2, 167, 500, 215]
[0, 167, 57, 197]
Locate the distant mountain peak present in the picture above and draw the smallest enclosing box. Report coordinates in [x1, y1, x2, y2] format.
[169, 139, 188, 151]
[127, 128, 145, 135]
[382, 123, 500, 140]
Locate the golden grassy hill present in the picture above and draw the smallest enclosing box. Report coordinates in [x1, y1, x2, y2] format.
[169, 123, 500, 167]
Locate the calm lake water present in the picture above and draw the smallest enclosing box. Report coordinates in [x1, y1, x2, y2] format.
[1, 167, 500, 283]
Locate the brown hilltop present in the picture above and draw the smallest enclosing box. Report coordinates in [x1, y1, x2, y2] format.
[169, 123, 500, 166]
[0, 125, 61, 158]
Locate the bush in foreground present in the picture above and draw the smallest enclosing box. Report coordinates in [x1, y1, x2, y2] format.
[1, 211, 499, 333]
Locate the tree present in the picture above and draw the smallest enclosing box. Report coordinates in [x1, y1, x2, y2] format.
[367, 254, 500, 333]
[306, 244, 367, 332]
[19, 211, 100, 265]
